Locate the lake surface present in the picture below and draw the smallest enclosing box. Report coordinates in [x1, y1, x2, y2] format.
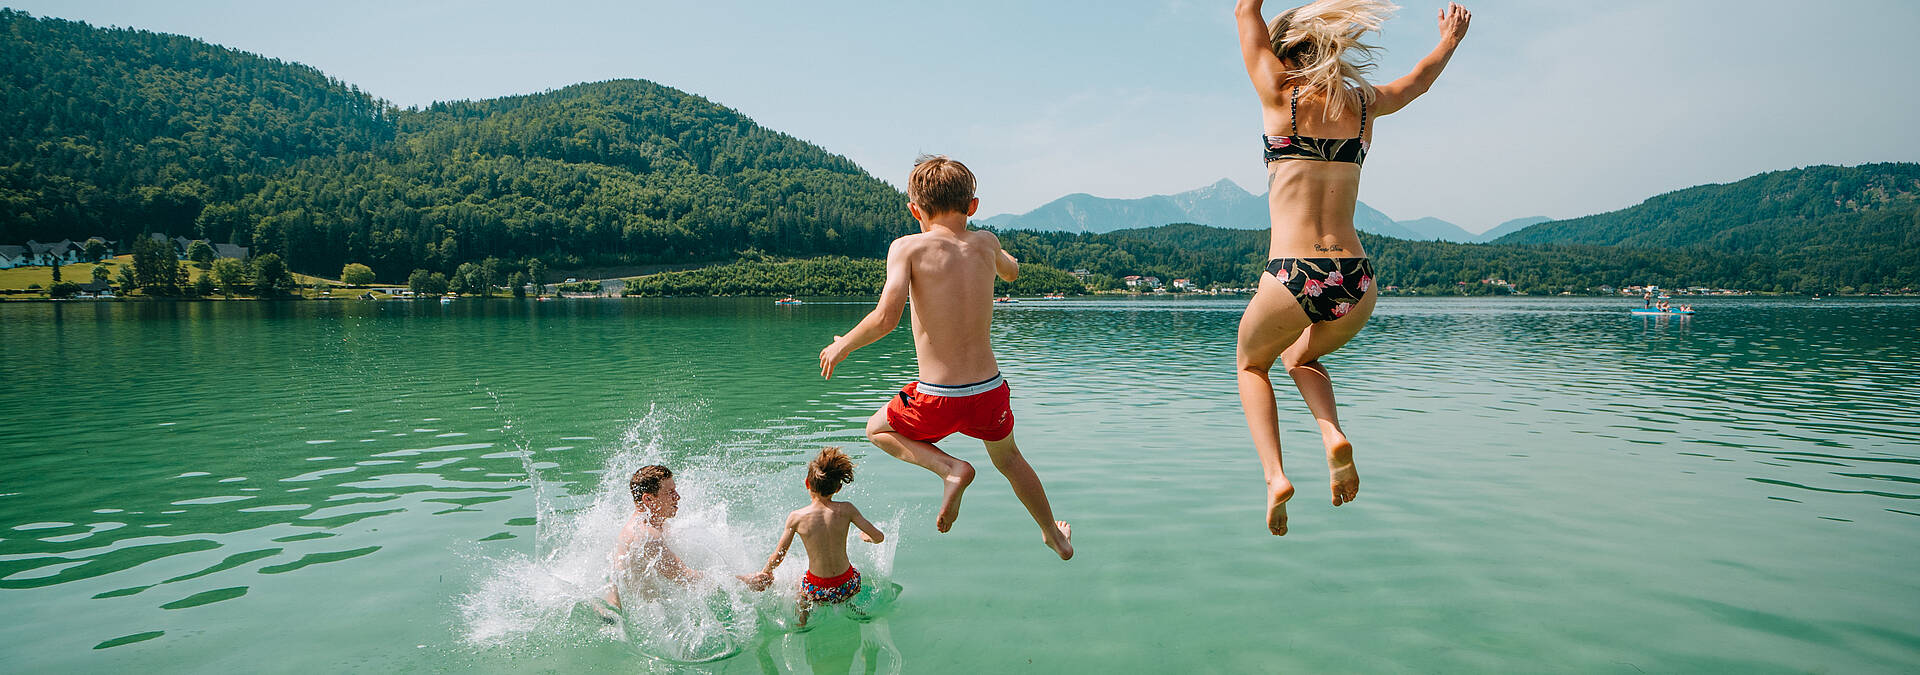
[2, 296, 1917, 673]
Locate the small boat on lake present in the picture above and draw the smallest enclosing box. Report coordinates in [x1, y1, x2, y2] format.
[994, 296, 1018, 304]
[1041, 293, 1066, 300]
[774, 297, 802, 306]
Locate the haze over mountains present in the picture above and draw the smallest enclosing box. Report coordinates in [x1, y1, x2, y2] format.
[980, 179, 1546, 244]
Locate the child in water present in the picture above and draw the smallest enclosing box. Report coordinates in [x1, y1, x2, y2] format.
[760, 447, 886, 626]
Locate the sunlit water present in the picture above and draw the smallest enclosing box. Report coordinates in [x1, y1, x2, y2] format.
[1, 297, 1915, 672]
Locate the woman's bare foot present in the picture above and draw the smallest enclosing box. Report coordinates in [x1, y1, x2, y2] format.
[1044, 521, 1074, 560]
[935, 461, 975, 533]
[1326, 435, 1358, 506]
[1267, 478, 1295, 535]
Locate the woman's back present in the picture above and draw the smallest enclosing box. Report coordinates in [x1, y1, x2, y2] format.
[1262, 87, 1370, 258]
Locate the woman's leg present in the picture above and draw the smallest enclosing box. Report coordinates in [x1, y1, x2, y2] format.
[1237, 273, 1312, 535]
[1279, 288, 1378, 506]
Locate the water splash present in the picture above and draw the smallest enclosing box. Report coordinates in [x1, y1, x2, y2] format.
[459, 404, 904, 664]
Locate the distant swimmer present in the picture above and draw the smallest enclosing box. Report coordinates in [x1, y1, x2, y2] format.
[819, 155, 1073, 560]
[603, 465, 771, 610]
[1232, 0, 1471, 534]
[759, 447, 887, 627]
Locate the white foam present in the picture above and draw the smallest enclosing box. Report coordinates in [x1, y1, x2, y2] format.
[459, 406, 902, 661]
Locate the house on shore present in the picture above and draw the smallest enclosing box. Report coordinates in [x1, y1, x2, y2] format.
[23, 240, 81, 266]
[0, 245, 27, 269]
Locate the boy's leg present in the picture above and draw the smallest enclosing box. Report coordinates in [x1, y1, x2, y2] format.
[865, 408, 974, 532]
[981, 434, 1073, 560]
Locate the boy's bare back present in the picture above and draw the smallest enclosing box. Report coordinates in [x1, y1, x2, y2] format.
[894, 228, 1015, 385]
[786, 501, 872, 577]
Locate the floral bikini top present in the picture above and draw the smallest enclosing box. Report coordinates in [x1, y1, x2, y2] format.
[1263, 87, 1368, 167]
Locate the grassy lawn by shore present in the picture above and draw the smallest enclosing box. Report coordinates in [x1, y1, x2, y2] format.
[0, 256, 348, 299]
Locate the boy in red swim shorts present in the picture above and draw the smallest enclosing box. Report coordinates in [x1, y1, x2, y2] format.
[818, 155, 1072, 561]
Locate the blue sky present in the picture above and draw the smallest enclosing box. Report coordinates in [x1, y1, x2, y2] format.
[11, 0, 1920, 232]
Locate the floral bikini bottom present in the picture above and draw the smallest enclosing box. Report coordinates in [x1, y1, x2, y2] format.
[1264, 257, 1375, 323]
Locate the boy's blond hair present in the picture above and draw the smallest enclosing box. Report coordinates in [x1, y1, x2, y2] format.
[907, 155, 976, 216]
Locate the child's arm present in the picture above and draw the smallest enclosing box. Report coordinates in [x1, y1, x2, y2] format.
[1371, 3, 1471, 116]
[846, 504, 885, 544]
[761, 513, 798, 577]
[820, 238, 912, 379]
[986, 232, 1019, 282]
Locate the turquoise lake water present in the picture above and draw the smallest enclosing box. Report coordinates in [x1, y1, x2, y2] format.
[1, 296, 1916, 672]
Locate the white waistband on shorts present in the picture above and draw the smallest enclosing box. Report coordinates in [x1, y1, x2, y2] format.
[914, 373, 1005, 397]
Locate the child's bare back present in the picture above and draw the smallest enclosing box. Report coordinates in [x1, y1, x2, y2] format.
[892, 228, 1012, 385]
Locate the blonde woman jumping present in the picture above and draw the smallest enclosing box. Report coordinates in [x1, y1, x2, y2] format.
[1233, 0, 1470, 535]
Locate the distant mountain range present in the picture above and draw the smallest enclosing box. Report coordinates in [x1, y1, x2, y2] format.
[980, 179, 1545, 243]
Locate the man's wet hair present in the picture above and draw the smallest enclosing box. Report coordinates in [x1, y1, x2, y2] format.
[629, 465, 672, 504]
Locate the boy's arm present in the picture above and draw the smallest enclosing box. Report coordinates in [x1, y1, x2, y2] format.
[820, 238, 912, 379]
[1372, 3, 1471, 116]
[987, 232, 1019, 282]
[846, 504, 885, 544]
[762, 514, 797, 576]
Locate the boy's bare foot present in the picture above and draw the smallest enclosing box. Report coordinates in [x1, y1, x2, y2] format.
[1044, 521, 1073, 560]
[935, 461, 975, 533]
[1327, 435, 1358, 506]
[1267, 478, 1294, 535]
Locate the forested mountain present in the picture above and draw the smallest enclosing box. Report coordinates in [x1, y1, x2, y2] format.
[1490, 163, 1920, 292]
[1495, 164, 1920, 248]
[0, 9, 396, 244]
[1, 10, 912, 279]
[997, 222, 1909, 294]
[235, 80, 911, 278]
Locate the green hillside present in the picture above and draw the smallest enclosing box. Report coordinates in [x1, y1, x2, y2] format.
[1, 10, 912, 280]
[0, 9, 396, 243]
[240, 80, 913, 279]
[1492, 164, 1920, 291]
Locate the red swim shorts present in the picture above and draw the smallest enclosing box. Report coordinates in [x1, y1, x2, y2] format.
[884, 374, 1014, 443]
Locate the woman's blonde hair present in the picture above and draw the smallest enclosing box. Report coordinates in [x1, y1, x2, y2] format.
[1268, 0, 1398, 120]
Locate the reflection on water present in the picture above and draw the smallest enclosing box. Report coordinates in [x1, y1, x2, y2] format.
[1, 297, 1916, 672]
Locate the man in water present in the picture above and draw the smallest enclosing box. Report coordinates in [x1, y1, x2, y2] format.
[604, 465, 770, 609]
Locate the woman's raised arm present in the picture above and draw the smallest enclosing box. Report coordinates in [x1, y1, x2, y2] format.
[1372, 2, 1471, 116]
[1235, 0, 1288, 100]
